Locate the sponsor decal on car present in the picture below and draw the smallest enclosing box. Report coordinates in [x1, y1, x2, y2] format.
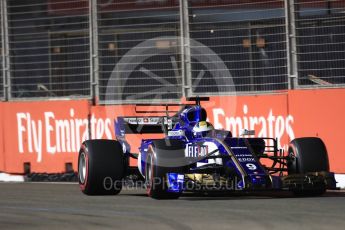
[185, 144, 209, 158]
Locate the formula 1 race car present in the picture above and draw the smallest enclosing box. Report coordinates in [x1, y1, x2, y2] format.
[78, 97, 337, 199]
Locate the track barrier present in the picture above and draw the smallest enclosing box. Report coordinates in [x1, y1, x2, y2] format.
[0, 89, 344, 174]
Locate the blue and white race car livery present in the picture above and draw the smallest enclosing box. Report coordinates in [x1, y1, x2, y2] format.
[78, 97, 338, 199]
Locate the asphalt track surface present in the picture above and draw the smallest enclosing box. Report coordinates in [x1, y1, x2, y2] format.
[0, 183, 345, 230]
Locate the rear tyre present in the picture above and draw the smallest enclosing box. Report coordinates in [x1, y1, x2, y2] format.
[78, 140, 126, 195]
[288, 137, 329, 196]
[145, 139, 185, 199]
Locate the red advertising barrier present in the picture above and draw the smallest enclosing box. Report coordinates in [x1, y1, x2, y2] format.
[0, 88, 345, 174]
[206, 94, 291, 148]
[91, 105, 166, 167]
[3, 100, 90, 173]
[0, 102, 4, 172]
[288, 89, 345, 173]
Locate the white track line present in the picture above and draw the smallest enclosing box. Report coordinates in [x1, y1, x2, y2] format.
[0, 173, 24, 182]
[335, 174, 345, 189]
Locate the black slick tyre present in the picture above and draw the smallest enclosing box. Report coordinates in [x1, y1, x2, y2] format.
[78, 139, 125, 195]
[288, 137, 329, 196]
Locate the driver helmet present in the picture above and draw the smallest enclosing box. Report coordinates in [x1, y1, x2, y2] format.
[192, 121, 214, 138]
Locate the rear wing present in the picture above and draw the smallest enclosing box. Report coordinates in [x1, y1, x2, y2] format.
[115, 116, 169, 135]
[114, 97, 210, 137]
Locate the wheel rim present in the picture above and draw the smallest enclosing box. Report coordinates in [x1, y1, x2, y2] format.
[146, 152, 155, 196]
[79, 152, 87, 184]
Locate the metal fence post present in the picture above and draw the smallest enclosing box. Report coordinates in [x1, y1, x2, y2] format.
[285, 0, 298, 89]
[0, 0, 4, 100]
[1, 0, 10, 100]
[179, 0, 185, 98]
[179, 0, 192, 97]
[89, 0, 99, 104]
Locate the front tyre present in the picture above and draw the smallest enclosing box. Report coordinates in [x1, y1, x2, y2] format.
[288, 137, 329, 196]
[288, 137, 329, 174]
[78, 140, 126, 195]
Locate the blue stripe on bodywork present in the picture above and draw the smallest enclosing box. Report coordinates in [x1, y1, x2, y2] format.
[225, 138, 266, 175]
[226, 138, 269, 187]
